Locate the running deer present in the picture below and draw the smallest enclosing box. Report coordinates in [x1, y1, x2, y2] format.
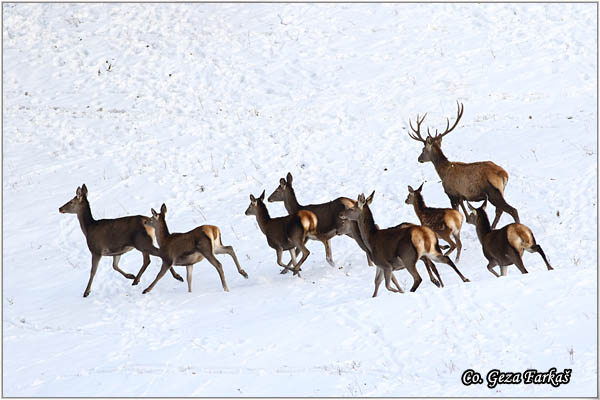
[141, 204, 248, 294]
[466, 199, 553, 277]
[407, 101, 519, 229]
[268, 172, 374, 267]
[59, 184, 183, 297]
[245, 190, 317, 277]
[339, 191, 470, 297]
[405, 183, 463, 262]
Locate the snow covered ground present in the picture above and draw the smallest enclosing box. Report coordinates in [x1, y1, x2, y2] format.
[2, 3, 597, 397]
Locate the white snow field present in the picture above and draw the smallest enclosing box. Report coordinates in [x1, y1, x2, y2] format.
[2, 3, 597, 397]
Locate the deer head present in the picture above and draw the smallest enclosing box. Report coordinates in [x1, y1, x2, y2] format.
[268, 172, 293, 203]
[338, 191, 375, 221]
[59, 184, 89, 214]
[465, 199, 488, 226]
[245, 190, 266, 216]
[145, 203, 167, 229]
[408, 101, 464, 163]
[404, 183, 424, 205]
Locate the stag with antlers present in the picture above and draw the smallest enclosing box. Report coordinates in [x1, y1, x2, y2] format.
[407, 102, 519, 229]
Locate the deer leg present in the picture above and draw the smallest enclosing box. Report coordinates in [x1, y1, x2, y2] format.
[276, 248, 293, 274]
[372, 267, 384, 297]
[439, 232, 457, 259]
[321, 238, 335, 267]
[83, 253, 102, 297]
[111, 255, 136, 280]
[512, 252, 529, 275]
[530, 244, 553, 270]
[432, 254, 470, 282]
[142, 259, 172, 294]
[183, 265, 192, 292]
[288, 248, 302, 278]
[202, 247, 229, 292]
[406, 262, 423, 292]
[453, 231, 463, 263]
[133, 234, 183, 282]
[292, 242, 311, 277]
[390, 273, 405, 293]
[500, 265, 508, 276]
[487, 261, 500, 277]
[489, 189, 520, 229]
[458, 200, 469, 219]
[381, 265, 399, 293]
[132, 252, 151, 285]
[421, 257, 443, 288]
[215, 245, 248, 279]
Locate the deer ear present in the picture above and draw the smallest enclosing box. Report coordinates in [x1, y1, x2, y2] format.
[76, 186, 82, 198]
[81, 184, 88, 197]
[417, 182, 424, 192]
[286, 172, 293, 185]
[279, 178, 286, 187]
[366, 190, 375, 205]
[250, 194, 256, 202]
[161, 203, 167, 214]
[259, 190, 265, 201]
[407, 185, 414, 193]
[151, 208, 158, 217]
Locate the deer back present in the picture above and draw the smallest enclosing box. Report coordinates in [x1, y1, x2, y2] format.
[87, 216, 154, 255]
[441, 161, 508, 200]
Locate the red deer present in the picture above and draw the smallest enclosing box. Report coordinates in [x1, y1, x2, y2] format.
[59, 184, 183, 297]
[405, 183, 463, 262]
[268, 172, 373, 267]
[339, 191, 470, 297]
[466, 199, 553, 276]
[246, 190, 317, 277]
[141, 204, 248, 294]
[407, 102, 519, 229]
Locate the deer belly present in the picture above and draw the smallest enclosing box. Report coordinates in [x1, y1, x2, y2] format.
[174, 252, 204, 266]
[102, 246, 135, 256]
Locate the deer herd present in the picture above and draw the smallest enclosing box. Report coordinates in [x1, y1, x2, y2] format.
[59, 102, 553, 298]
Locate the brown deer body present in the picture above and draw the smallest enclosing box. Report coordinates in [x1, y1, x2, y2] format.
[408, 102, 519, 229]
[405, 183, 463, 262]
[339, 192, 469, 297]
[141, 204, 248, 294]
[268, 172, 373, 267]
[59, 184, 183, 297]
[246, 190, 317, 276]
[466, 200, 553, 276]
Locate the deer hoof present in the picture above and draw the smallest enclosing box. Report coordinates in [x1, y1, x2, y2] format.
[431, 279, 441, 288]
[83, 290, 90, 297]
[132, 279, 139, 286]
[464, 278, 471, 283]
[174, 275, 184, 282]
[241, 270, 248, 279]
[280, 269, 288, 274]
[142, 288, 151, 294]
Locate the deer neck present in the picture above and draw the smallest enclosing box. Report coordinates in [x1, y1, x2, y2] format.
[76, 199, 95, 236]
[283, 187, 301, 214]
[411, 194, 427, 223]
[474, 213, 492, 243]
[430, 147, 452, 179]
[155, 218, 171, 247]
[255, 203, 272, 235]
[358, 206, 378, 253]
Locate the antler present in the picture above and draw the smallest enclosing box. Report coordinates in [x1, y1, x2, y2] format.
[433, 101, 464, 139]
[407, 113, 428, 143]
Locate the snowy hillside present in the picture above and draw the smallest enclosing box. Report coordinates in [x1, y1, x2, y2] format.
[2, 3, 597, 397]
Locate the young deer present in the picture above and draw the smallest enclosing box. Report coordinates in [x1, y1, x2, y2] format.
[59, 184, 183, 297]
[339, 191, 469, 297]
[405, 183, 463, 262]
[268, 172, 373, 267]
[141, 204, 248, 294]
[466, 199, 553, 277]
[246, 190, 317, 277]
[407, 102, 519, 229]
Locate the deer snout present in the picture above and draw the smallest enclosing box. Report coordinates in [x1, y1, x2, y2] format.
[59, 206, 66, 213]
